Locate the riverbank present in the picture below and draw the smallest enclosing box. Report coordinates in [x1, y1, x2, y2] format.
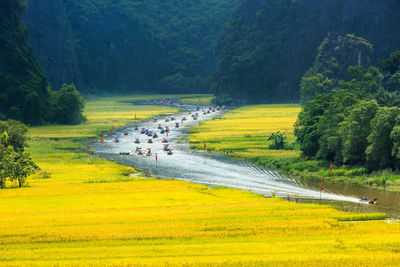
[1, 96, 399, 265]
[188, 104, 400, 193]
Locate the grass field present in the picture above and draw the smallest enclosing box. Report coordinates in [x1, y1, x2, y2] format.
[1, 98, 400, 266]
[189, 104, 301, 163]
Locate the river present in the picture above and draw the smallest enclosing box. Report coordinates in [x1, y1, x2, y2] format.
[93, 105, 400, 218]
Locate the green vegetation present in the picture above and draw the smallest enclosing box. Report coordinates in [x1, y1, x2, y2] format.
[0, 121, 36, 188]
[0, 2, 86, 125]
[23, 0, 239, 93]
[0, 0, 48, 125]
[213, 0, 400, 104]
[48, 84, 86, 125]
[290, 34, 400, 190]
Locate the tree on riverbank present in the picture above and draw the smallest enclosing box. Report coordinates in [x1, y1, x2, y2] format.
[295, 34, 400, 171]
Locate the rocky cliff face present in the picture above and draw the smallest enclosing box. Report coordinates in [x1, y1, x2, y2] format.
[23, 0, 80, 89]
[213, 0, 400, 103]
[22, 0, 240, 93]
[0, 0, 50, 125]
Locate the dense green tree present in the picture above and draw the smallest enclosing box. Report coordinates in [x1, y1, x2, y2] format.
[0, 120, 28, 152]
[366, 107, 400, 170]
[49, 84, 86, 125]
[380, 51, 400, 75]
[8, 150, 37, 187]
[339, 100, 379, 164]
[317, 91, 358, 163]
[294, 94, 331, 158]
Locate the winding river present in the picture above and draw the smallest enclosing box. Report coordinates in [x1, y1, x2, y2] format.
[93, 105, 400, 217]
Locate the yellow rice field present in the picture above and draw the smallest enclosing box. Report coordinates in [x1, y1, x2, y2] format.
[189, 104, 301, 161]
[1, 98, 400, 266]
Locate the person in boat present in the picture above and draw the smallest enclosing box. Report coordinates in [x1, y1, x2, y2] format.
[163, 144, 169, 151]
[160, 129, 165, 134]
[165, 127, 170, 133]
[147, 138, 153, 144]
[134, 138, 140, 144]
[124, 130, 129, 136]
[153, 133, 158, 138]
[153, 117, 158, 122]
[134, 124, 139, 130]
[114, 136, 119, 143]
[175, 122, 180, 128]
[165, 118, 170, 122]
[162, 138, 168, 143]
[141, 128, 146, 134]
[146, 148, 152, 156]
[158, 124, 163, 129]
[167, 149, 173, 155]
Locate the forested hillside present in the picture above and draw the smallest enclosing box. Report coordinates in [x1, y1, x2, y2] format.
[0, 0, 49, 125]
[23, 0, 239, 93]
[213, 0, 400, 104]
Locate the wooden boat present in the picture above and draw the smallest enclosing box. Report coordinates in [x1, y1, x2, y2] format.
[359, 198, 378, 204]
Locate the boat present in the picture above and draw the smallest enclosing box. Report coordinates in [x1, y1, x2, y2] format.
[165, 127, 170, 133]
[162, 138, 168, 143]
[165, 118, 170, 122]
[175, 122, 180, 128]
[146, 148, 152, 156]
[134, 124, 139, 130]
[123, 130, 129, 136]
[141, 128, 146, 134]
[163, 144, 169, 151]
[359, 197, 378, 204]
[182, 116, 187, 121]
[153, 133, 159, 138]
[171, 116, 175, 121]
[160, 129, 165, 134]
[134, 138, 140, 144]
[147, 139, 153, 144]
[158, 124, 163, 130]
[167, 149, 173, 155]
[113, 136, 119, 143]
[119, 152, 130, 155]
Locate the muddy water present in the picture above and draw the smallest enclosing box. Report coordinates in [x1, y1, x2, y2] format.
[93, 107, 400, 218]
